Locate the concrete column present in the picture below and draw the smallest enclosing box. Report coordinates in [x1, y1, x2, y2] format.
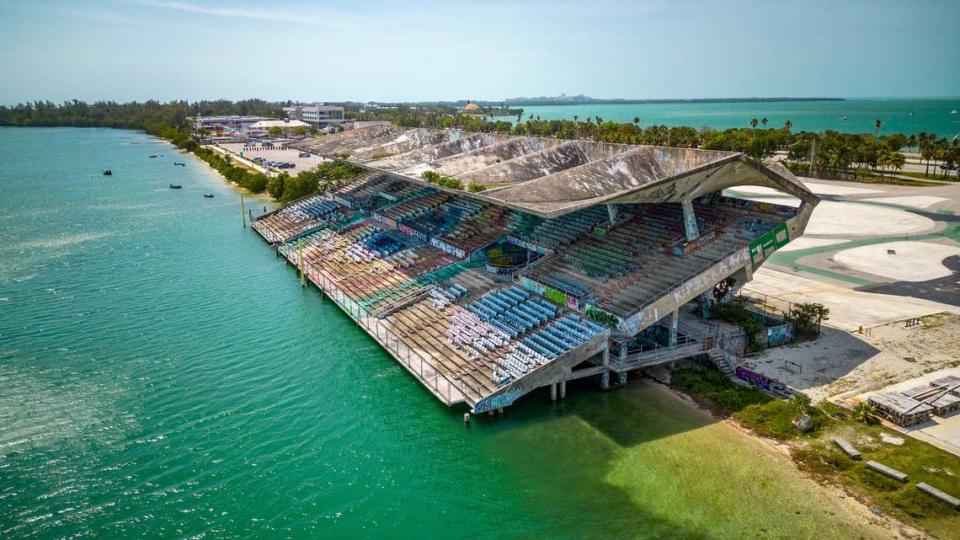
[669, 309, 679, 347]
[550, 383, 557, 401]
[698, 291, 712, 319]
[681, 199, 699, 242]
[606, 203, 619, 225]
[618, 371, 627, 385]
[560, 380, 567, 400]
[600, 344, 612, 390]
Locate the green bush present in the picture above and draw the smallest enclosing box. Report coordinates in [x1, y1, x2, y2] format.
[266, 174, 286, 199]
[714, 299, 765, 352]
[670, 367, 770, 416]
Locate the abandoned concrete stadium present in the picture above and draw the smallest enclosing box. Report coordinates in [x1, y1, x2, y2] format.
[250, 126, 820, 414]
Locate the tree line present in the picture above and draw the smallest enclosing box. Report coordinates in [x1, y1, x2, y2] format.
[3, 99, 958, 199]
[359, 108, 960, 180]
[0, 99, 283, 132]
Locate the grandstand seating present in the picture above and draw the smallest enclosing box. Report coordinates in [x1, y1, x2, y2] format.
[525, 200, 786, 317]
[494, 314, 604, 386]
[253, 194, 346, 243]
[466, 286, 559, 338]
[259, 169, 798, 404]
[521, 205, 608, 249]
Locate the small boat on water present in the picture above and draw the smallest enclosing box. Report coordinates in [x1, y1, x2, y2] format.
[169, 183, 182, 189]
[149, 154, 158, 158]
[203, 192, 215, 198]
[842, 115, 848, 120]
[102, 169, 112, 176]
[952, 110, 958, 115]
[173, 162, 186, 166]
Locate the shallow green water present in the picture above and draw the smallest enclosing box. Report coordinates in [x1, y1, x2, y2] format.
[0, 128, 881, 538]
[516, 98, 960, 138]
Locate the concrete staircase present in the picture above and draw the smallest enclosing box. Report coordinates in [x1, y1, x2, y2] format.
[708, 348, 735, 377]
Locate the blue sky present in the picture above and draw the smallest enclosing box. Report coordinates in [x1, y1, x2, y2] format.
[1, 0, 958, 104]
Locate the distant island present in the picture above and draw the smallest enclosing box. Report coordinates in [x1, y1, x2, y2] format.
[501, 95, 845, 106]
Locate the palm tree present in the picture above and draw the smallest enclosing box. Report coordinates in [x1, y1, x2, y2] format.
[750, 118, 759, 129]
[889, 151, 906, 176]
[573, 115, 578, 123]
[784, 119, 793, 131]
[761, 117, 768, 128]
[874, 119, 883, 137]
[633, 116, 640, 126]
[852, 402, 879, 424]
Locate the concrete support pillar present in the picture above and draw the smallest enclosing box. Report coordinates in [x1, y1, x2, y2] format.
[669, 309, 679, 347]
[601, 343, 612, 390]
[681, 199, 699, 242]
[606, 203, 619, 225]
[618, 371, 627, 385]
[550, 383, 557, 401]
[698, 291, 712, 319]
[560, 380, 567, 400]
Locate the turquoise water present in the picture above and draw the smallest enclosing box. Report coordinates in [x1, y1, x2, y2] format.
[515, 98, 960, 138]
[0, 128, 888, 538]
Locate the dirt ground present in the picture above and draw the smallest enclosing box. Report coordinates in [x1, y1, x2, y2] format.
[741, 313, 960, 403]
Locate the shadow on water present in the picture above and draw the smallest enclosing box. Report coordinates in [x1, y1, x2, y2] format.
[464, 378, 721, 538]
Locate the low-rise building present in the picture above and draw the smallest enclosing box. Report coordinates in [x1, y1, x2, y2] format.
[248, 119, 310, 137]
[193, 115, 269, 134]
[282, 103, 345, 129]
[869, 393, 934, 426]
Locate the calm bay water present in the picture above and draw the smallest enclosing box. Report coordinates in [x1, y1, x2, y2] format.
[1, 127, 886, 538]
[516, 98, 960, 138]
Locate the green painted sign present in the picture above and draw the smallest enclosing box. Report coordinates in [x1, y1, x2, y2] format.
[749, 223, 790, 267]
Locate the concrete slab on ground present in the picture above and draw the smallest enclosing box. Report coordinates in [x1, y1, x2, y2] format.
[832, 241, 960, 282]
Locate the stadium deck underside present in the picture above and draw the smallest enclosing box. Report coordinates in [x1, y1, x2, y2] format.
[251, 127, 819, 413]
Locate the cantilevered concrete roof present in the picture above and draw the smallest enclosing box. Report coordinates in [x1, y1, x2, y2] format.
[292, 126, 818, 219]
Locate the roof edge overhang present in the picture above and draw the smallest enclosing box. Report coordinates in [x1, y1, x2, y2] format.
[320, 143, 820, 220]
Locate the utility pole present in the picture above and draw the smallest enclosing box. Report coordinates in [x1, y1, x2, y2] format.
[240, 194, 247, 228]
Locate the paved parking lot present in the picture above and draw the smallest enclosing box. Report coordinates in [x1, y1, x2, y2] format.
[221, 143, 323, 175]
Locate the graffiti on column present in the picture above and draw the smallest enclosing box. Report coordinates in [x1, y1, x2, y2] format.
[682, 199, 699, 241]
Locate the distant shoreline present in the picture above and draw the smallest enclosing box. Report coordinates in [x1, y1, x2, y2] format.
[504, 97, 845, 106]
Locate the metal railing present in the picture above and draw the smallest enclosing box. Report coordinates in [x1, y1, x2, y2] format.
[281, 244, 474, 405]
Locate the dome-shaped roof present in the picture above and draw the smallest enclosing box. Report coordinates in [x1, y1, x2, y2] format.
[462, 103, 481, 112]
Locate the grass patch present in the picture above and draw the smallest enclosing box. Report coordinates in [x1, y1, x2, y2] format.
[733, 399, 829, 440]
[792, 417, 960, 537]
[897, 170, 959, 182]
[670, 366, 769, 415]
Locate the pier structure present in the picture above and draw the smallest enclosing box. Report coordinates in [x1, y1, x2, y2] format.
[252, 126, 819, 413]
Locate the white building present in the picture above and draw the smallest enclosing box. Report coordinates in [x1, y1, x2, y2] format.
[248, 119, 310, 137]
[282, 103, 345, 129]
[193, 115, 268, 133]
